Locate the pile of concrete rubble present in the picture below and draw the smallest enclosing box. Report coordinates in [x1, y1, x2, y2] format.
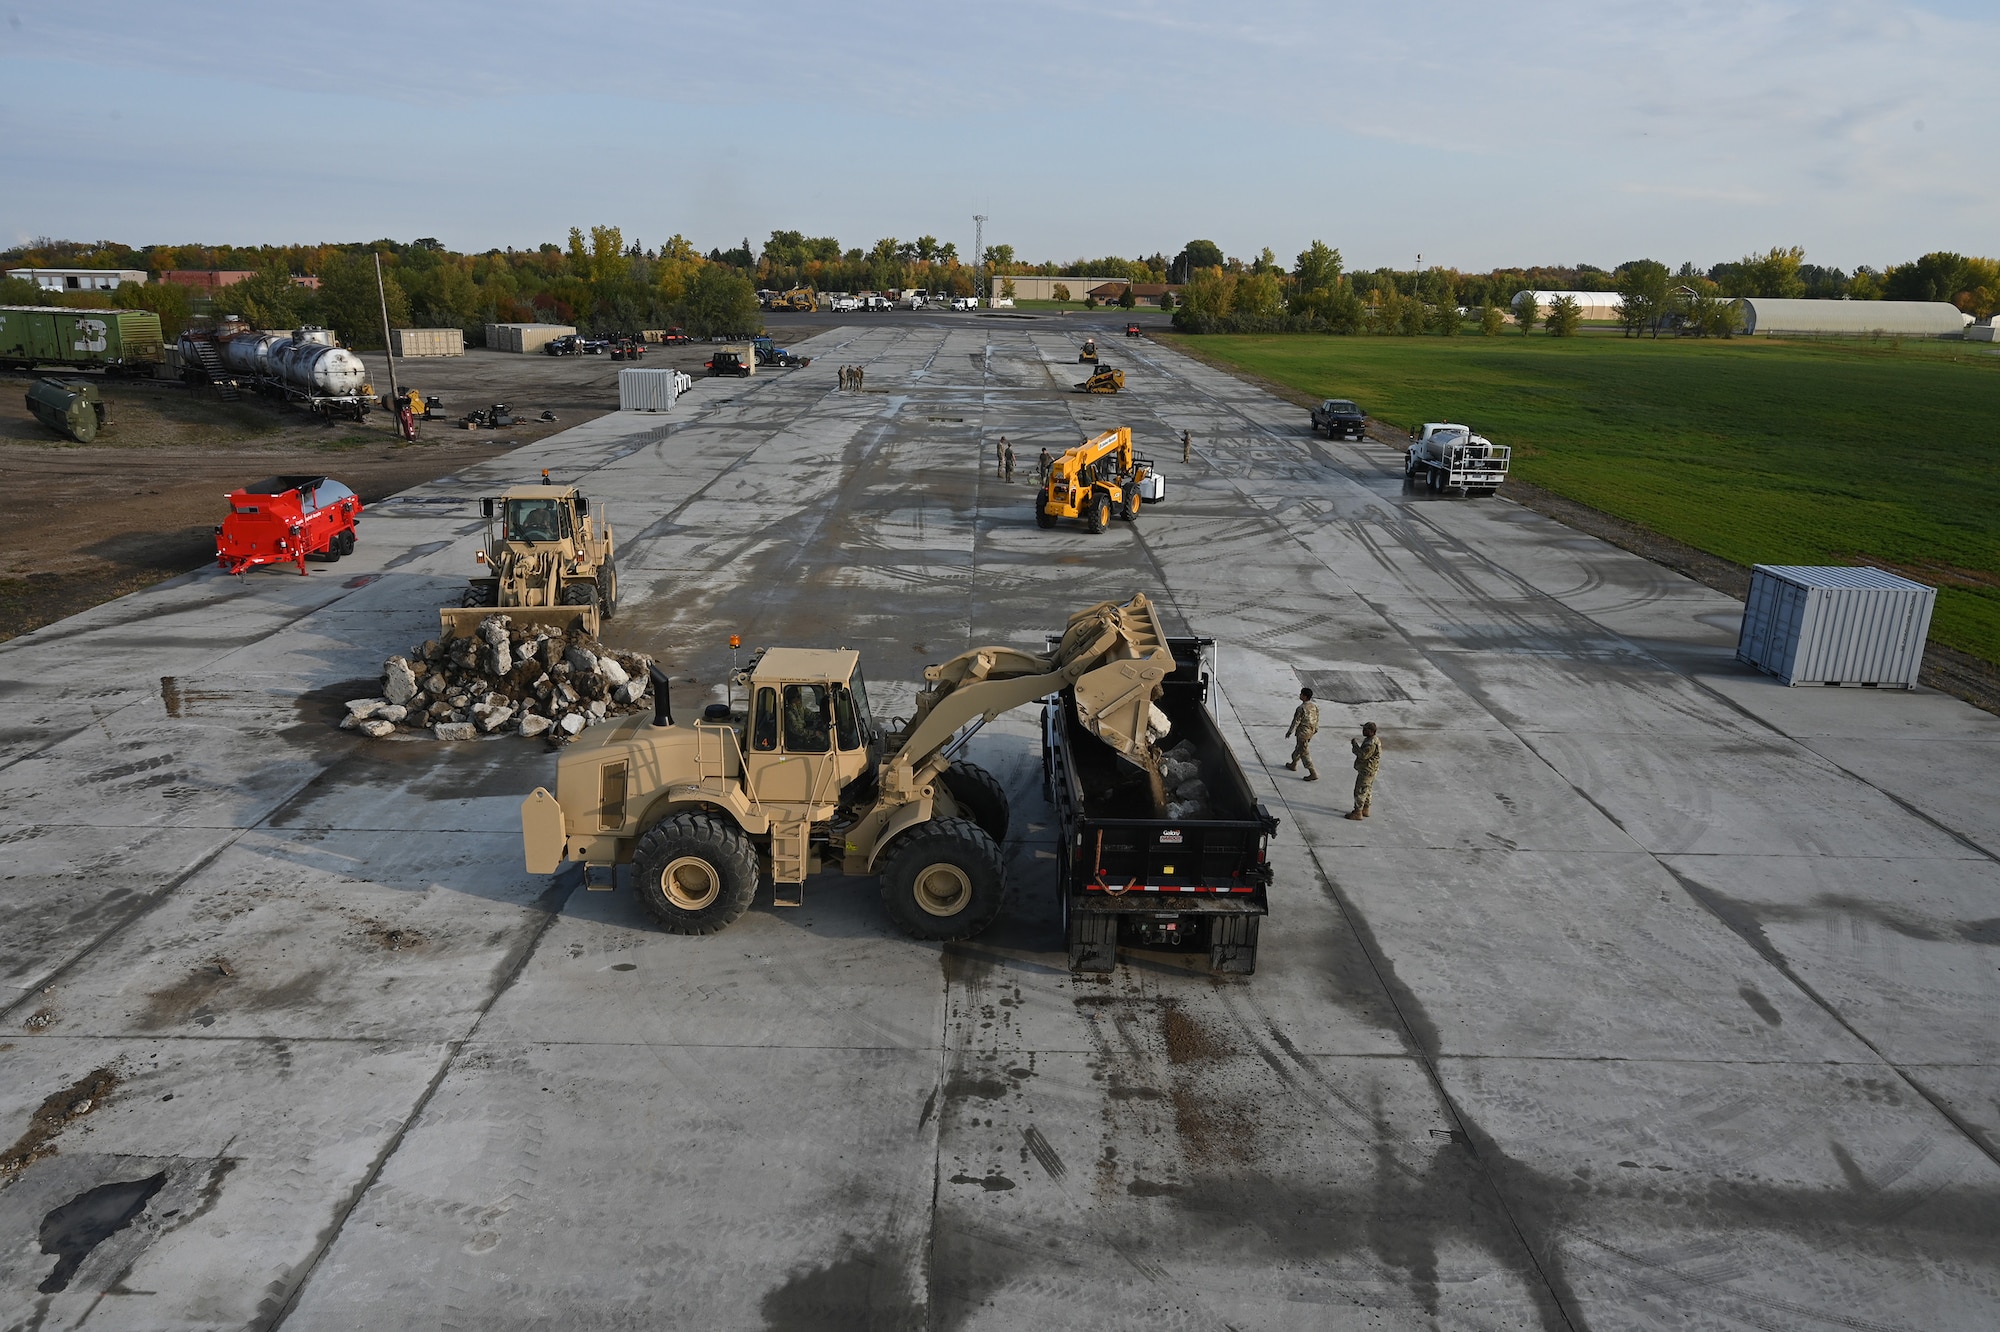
[342, 615, 653, 742]
[1158, 740, 1211, 820]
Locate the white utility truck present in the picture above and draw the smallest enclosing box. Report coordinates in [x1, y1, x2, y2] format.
[1405, 422, 1509, 496]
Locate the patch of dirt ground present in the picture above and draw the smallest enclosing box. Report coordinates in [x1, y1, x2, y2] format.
[0, 345, 712, 643]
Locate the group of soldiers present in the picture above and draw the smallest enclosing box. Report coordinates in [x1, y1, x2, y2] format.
[1286, 687, 1382, 819]
[836, 365, 867, 392]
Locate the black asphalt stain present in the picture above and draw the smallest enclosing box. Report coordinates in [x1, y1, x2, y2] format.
[1739, 984, 1784, 1027]
[759, 1235, 922, 1331]
[37, 1172, 167, 1293]
[381, 539, 453, 570]
[948, 1171, 1016, 1192]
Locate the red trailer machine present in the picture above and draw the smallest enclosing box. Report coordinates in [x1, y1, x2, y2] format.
[215, 475, 362, 575]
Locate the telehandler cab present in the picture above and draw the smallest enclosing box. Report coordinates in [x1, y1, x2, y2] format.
[441, 484, 617, 641]
[521, 594, 1177, 942]
[1034, 428, 1158, 532]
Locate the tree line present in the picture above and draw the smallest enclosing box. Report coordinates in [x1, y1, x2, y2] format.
[1166, 241, 2000, 335]
[5, 232, 1994, 345]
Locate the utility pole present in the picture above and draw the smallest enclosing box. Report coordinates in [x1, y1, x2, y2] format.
[972, 214, 987, 307]
[374, 252, 401, 425]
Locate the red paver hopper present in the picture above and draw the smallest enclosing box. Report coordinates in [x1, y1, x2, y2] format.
[215, 474, 362, 576]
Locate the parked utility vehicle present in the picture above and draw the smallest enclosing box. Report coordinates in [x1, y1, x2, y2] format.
[215, 475, 362, 575]
[522, 594, 1178, 944]
[1310, 398, 1367, 440]
[1405, 422, 1509, 495]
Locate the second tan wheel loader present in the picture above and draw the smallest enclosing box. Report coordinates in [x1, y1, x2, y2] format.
[441, 484, 617, 641]
[521, 593, 1176, 941]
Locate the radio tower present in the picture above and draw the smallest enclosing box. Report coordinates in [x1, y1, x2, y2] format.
[972, 214, 988, 307]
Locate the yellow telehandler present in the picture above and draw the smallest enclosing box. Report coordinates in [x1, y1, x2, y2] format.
[440, 484, 617, 641]
[521, 593, 1175, 940]
[1034, 428, 1156, 532]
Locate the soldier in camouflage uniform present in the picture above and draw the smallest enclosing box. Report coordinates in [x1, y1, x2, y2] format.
[1284, 687, 1319, 781]
[1347, 722, 1381, 819]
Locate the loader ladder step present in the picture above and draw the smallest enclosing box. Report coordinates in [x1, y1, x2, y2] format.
[770, 820, 809, 907]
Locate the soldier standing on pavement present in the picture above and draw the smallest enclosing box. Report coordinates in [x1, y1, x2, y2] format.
[1038, 447, 1052, 482]
[1347, 722, 1381, 819]
[1004, 440, 1015, 478]
[854, 365, 864, 392]
[1284, 687, 1320, 781]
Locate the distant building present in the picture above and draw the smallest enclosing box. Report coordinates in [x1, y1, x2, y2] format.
[1512, 290, 1623, 320]
[1735, 298, 1972, 338]
[993, 276, 1123, 302]
[159, 270, 322, 292]
[7, 267, 148, 292]
[1085, 281, 1183, 307]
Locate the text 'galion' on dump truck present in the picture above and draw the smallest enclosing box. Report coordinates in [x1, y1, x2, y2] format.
[522, 594, 1202, 944]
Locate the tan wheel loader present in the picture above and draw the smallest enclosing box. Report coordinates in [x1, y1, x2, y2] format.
[441, 484, 617, 641]
[521, 593, 1176, 941]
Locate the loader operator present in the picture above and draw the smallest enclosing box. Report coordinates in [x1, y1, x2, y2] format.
[508, 499, 562, 544]
[784, 684, 830, 752]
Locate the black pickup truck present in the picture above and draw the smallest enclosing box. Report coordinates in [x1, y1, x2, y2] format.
[1044, 636, 1278, 974]
[1311, 398, 1368, 440]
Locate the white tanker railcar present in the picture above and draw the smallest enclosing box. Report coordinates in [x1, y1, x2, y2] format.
[182, 325, 377, 419]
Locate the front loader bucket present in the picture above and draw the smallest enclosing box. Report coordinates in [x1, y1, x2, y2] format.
[439, 604, 600, 642]
[1062, 594, 1172, 771]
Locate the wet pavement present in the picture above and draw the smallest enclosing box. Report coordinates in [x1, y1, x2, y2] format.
[2, 315, 1997, 1329]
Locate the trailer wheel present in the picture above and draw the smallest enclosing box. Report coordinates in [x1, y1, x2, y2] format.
[941, 760, 1009, 843]
[339, 529, 357, 555]
[878, 818, 1007, 941]
[1087, 493, 1110, 534]
[632, 812, 759, 935]
[1033, 496, 1057, 529]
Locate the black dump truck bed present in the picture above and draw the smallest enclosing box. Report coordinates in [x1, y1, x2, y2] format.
[1043, 637, 1278, 974]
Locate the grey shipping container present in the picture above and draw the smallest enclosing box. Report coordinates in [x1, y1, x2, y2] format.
[390, 328, 465, 358]
[1736, 565, 1935, 688]
[618, 367, 685, 412]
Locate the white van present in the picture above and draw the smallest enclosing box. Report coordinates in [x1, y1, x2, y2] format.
[950, 297, 978, 311]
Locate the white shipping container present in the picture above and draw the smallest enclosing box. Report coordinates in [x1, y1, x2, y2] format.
[1736, 565, 1936, 688]
[391, 327, 465, 358]
[618, 367, 689, 412]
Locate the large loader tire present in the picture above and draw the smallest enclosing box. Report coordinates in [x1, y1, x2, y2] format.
[941, 760, 1009, 844]
[597, 557, 619, 619]
[1087, 493, 1110, 534]
[1033, 495, 1057, 529]
[1119, 489, 1139, 522]
[878, 818, 1007, 941]
[560, 582, 600, 609]
[632, 812, 759, 935]
[461, 582, 499, 608]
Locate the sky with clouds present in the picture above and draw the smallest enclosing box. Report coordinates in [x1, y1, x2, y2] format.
[2, 0, 1993, 272]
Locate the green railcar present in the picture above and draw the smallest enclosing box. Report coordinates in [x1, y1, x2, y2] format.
[0, 306, 164, 375]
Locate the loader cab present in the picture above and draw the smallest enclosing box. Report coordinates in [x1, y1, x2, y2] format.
[741, 648, 877, 808]
[482, 486, 589, 551]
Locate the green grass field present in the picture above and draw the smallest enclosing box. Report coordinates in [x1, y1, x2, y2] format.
[1164, 334, 2000, 665]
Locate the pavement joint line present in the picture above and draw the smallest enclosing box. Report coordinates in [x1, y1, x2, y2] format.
[266, 868, 578, 1330]
[1203, 667, 1585, 1331]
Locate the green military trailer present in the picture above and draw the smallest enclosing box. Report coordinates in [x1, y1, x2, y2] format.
[25, 378, 108, 443]
[0, 306, 164, 376]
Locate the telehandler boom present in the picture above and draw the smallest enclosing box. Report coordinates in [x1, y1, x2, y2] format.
[521, 593, 1176, 941]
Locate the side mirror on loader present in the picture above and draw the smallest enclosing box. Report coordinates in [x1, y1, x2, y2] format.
[576, 497, 590, 516]
[481, 498, 495, 517]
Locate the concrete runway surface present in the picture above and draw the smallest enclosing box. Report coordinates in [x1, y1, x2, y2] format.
[3, 319, 1997, 1330]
